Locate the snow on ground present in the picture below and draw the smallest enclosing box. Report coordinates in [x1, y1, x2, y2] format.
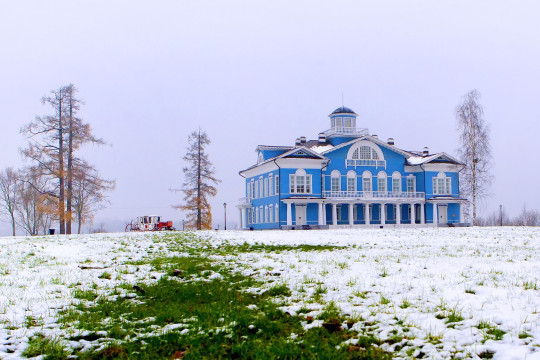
[1, 227, 540, 359]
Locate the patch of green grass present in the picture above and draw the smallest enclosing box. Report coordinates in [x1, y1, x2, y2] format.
[379, 295, 391, 305]
[55, 255, 390, 360]
[446, 307, 464, 325]
[22, 333, 69, 359]
[266, 284, 291, 297]
[478, 321, 506, 342]
[519, 330, 532, 339]
[523, 280, 538, 290]
[400, 298, 411, 309]
[98, 271, 112, 280]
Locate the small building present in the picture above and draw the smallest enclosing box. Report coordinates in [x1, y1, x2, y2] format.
[237, 106, 467, 229]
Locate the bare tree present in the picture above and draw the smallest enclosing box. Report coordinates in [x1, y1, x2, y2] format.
[0, 168, 19, 236]
[72, 162, 115, 234]
[174, 130, 220, 230]
[15, 168, 55, 235]
[513, 205, 540, 226]
[64, 84, 104, 234]
[456, 90, 493, 225]
[21, 84, 107, 234]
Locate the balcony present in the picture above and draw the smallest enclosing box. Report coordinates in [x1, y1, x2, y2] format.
[238, 197, 250, 206]
[345, 159, 386, 168]
[323, 127, 369, 137]
[323, 191, 425, 201]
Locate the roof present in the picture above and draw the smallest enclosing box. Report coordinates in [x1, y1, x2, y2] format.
[239, 146, 328, 175]
[330, 106, 357, 115]
[406, 152, 463, 166]
[256, 145, 295, 152]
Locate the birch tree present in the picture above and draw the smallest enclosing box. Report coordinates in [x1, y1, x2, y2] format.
[0, 168, 19, 236]
[455, 90, 493, 225]
[175, 130, 220, 230]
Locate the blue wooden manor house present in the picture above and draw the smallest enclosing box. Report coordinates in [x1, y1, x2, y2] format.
[237, 106, 467, 229]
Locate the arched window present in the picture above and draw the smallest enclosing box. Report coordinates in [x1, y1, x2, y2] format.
[347, 141, 385, 167]
[331, 170, 341, 192]
[362, 171, 372, 192]
[377, 171, 387, 192]
[392, 172, 401, 193]
[268, 174, 273, 196]
[347, 171, 357, 193]
[269, 204, 273, 223]
[290, 169, 312, 194]
[352, 146, 379, 160]
[433, 172, 451, 195]
[260, 206, 263, 223]
[275, 203, 279, 223]
[265, 206, 268, 223]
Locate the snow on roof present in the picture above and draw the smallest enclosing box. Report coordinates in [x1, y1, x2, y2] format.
[309, 144, 334, 154]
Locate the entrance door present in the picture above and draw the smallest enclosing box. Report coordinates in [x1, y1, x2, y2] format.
[438, 205, 448, 224]
[295, 205, 306, 226]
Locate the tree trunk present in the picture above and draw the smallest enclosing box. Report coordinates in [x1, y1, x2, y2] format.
[66, 89, 73, 235]
[11, 212, 16, 236]
[58, 90, 65, 235]
[197, 130, 202, 230]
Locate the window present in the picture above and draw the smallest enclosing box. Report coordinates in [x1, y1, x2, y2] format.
[258, 152, 264, 164]
[275, 203, 279, 223]
[290, 169, 312, 194]
[275, 175, 279, 194]
[353, 146, 379, 160]
[362, 171, 372, 192]
[264, 178, 268, 197]
[260, 206, 263, 223]
[269, 174, 273, 196]
[407, 176, 415, 193]
[259, 178, 263, 197]
[255, 180, 259, 198]
[377, 172, 387, 192]
[392, 172, 401, 193]
[255, 207, 259, 223]
[347, 171, 356, 192]
[265, 206, 268, 223]
[331, 170, 341, 192]
[336, 205, 342, 221]
[433, 172, 451, 195]
[269, 204, 273, 223]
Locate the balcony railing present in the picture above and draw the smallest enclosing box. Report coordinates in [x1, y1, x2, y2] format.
[346, 159, 386, 168]
[238, 197, 250, 206]
[323, 191, 425, 200]
[323, 127, 369, 137]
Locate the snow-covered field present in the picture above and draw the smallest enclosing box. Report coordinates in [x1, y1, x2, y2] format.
[1, 227, 540, 359]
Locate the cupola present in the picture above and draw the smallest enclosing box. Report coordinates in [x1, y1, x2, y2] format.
[329, 106, 358, 134]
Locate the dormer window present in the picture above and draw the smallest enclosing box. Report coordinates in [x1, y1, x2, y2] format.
[353, 146, 379, 160]
[257, 152, 264, 164]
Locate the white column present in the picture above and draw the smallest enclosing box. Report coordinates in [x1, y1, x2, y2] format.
[286, 203, 292, 226]
[459, 203, 464, 224]
[420, 203, 425, 224]
[380, 203, 386, 225]
[410, 203, 416, 225]
[349, 203, 354, 225]
[318, 203, 324, 225]
[323, 204, 327, 224]
[332, 203, 337, 226]
[432, 203, 438, 225]
[396, 204, 401, 225]
[239, 208, 243, 229]
[365, 204, 370, 225]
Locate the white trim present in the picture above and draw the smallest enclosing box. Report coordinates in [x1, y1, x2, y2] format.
[346, 140, 384, 161]
[405, 163, 463, 173]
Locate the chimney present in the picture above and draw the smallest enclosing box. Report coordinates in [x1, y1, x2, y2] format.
[295, 138, 301, 146]
[372, 134, 378, 139]
[387, 138, 394, 146]
[299, 136, 307, 144]
[423, 147, 429, 156]
[318, 132, 326, 143]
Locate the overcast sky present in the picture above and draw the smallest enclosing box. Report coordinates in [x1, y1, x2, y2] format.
[1, 1, 539, 234]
